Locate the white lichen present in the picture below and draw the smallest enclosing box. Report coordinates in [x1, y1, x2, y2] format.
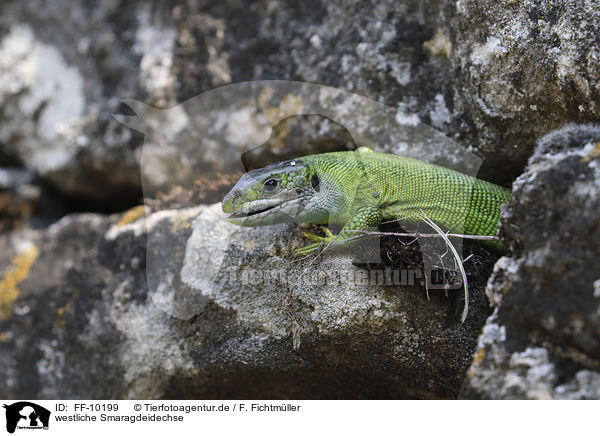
[429, 94, 450, 129]
[0, 24, 85, 174]
[135, 9, 176, 105]
[470, 36, 507, 66]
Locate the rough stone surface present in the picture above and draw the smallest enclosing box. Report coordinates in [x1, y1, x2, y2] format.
[450, 0, 600, 183]
[0, 0, 455, 205]
[0, 2, 145, 205]
[1, 0, 599, 400]
[120, 82, 481, 195]
[1, 0, 599, 199]
[0, 205, 493, 399]
[2, 0, 600, 199]
[461, 124, 600, 399]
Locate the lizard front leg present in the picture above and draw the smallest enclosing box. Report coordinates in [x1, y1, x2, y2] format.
[294, 206, 382, 256]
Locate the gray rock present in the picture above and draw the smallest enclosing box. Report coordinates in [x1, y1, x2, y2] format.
[1, 0, 599, 401]
[2, 0, 600, 204]
[0, 0, 469, 205]
[0, 204, 494, 399]
[119, 82, 481, 195]
[450, 0, 600, 184]
[461, 124, 600, 399]
[0, 0, 448, 204]
[0, 1, 146, 203]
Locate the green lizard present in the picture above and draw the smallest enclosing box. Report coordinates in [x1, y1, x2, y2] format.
[222, 147, 510, 256]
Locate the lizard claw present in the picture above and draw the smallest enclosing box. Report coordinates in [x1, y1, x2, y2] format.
[303, 226, 335, 242]
[294, 242, 323, 257]
[295, 226, 338, 256]
[303, 232, 326, 242]
[322, 227, 335, 238]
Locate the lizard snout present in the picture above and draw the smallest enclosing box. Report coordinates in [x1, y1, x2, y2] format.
[221, 189, 238, 213]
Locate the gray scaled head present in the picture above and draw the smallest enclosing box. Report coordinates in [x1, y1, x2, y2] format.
[222, 158, 326, 226]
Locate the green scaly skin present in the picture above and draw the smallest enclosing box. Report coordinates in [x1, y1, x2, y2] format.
[222, 147, 511, 255]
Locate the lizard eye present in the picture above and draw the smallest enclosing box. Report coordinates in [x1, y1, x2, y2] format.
[263, 178, 280, 193]
[311, 174, 320, 192]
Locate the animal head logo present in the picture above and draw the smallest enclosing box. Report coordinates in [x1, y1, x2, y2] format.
[3, 402, 50, 433]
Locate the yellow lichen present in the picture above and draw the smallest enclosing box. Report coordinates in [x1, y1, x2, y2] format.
[257, 87, 275, 109]
[262, 93, 303, 125]
[170, 208, 202, 233]
[171, 215, 192, 233]
[467, 348, 486, 379]
[580, 141, 600, 163]
[0, 331, 7, 341]
[117, 205, 146, 226]
[55, 299, 74, 330]
[265, 117, 292, 149]
[279, 94, 303, 118]
[472, 347, 486, 365]
[423, 29, 452, 59]
[0, 245, 39, 320]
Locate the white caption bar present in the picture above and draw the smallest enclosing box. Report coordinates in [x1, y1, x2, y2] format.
[0, 400, 597, 436]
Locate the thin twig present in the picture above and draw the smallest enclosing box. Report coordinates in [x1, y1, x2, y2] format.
[417, 210, 470, 323]
[339, 229, 499, 241]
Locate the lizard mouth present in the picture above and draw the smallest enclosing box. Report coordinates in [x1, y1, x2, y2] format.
[227, 203, 278, 219]
[225, 196, 306, 224]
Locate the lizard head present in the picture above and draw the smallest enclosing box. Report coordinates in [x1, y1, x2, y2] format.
[222, 159, 325, 226]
